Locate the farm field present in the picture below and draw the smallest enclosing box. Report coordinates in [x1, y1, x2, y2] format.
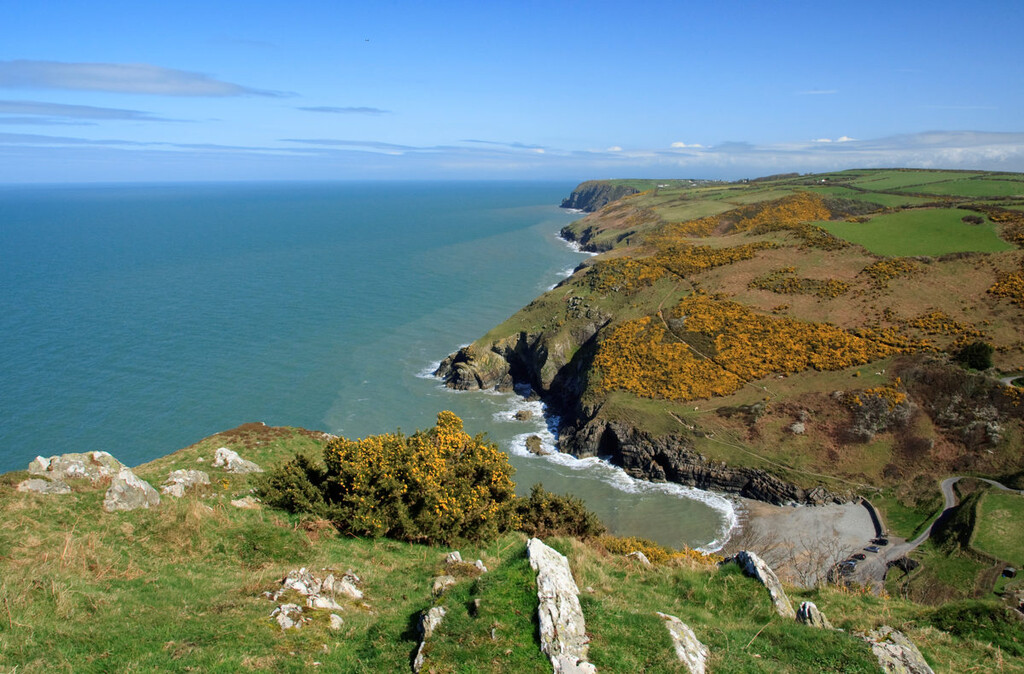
[818, 208, 1014, 256]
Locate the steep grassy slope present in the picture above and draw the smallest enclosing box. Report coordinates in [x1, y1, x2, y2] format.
[2, 425, 1021, 672]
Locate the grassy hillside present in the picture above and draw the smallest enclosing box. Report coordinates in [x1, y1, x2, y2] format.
[2, 425, 1022, 672]
[458, 169, 1024, 503]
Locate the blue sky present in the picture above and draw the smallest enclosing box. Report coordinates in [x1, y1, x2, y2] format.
[1, 0, 1022, 182]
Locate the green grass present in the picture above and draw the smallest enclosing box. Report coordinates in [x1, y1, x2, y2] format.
[3, 423, 1022, 673]
[899, 178, 1024, 198]
[972, 490, 1024, 566]
[801, 186, 934, 208]
[818, 208, 1015, 256]
[871, 488, 942, 540]
[850, 170, 985, 191]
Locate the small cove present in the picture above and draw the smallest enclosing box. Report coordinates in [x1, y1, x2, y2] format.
[0, 181, 734, 549]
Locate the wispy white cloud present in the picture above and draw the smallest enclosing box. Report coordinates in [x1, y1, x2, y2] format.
[606, 145, 622, 152]
[2, 130, 1023, 181]
[0, 60, 285, 97]
[670, 142, 704, 148]
[0, 99, 168, 121]
[297, 106, 390, 115]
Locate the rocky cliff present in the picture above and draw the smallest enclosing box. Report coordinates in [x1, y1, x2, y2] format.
[434, 334, 845, 506]
[560, 181, 640, 212]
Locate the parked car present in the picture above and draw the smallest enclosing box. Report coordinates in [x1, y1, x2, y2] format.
[864, 545, 881, 553]
[852, 553, 866, 560]
[872, 538, 889, 546]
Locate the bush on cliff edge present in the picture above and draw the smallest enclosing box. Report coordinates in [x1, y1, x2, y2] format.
[259, 411, 520, 545]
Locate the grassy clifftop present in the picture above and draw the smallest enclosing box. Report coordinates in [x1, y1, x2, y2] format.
[2, 424, 1021, 672]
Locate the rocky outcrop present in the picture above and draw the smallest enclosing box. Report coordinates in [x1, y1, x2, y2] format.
[560, 181, 639, 213]
[29, 451, 124, 483]
[412, 606, 447, 673]
[626, 551, 652, 567]
[656, 612, 708, 674]
[796, 601, 833, 629]
[432, 575, 457, 597]
[266, 567, 364, 631]
[526, 538, 596, 674]
[859, 626, 934, 674]
[103, 468, 161, 512]
[271, 603, 306, 630]
[160, 469, 210, 497]
[268, 567, 364, 603]
[736, 550, 796, 619]
[562, 420, 846, 505]
[213, 447, 262, 474]
[17, 478, 71, 495]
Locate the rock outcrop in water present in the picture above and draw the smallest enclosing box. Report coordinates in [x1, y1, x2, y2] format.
[560, 181, 640, 212]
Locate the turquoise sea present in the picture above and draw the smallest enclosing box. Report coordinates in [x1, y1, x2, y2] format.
[0, 181, 734, 549]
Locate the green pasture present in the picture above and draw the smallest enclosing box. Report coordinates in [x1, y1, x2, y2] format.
[850, 171, 984, 191]
[899, 178, 1024, 198]
[972, 490, 1024, 566]
[818, 208, 1014, 256]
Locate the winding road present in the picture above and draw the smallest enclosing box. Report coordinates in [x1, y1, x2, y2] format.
[849, 476, 1022, 588]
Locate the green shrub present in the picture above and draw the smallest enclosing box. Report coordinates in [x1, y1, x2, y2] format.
[515, 484, 606, 539]
[954, 341, 994, 370]
[257, 453, 328, 517]
[929, 599, 1024, 656]
[259, 412, 519, 546]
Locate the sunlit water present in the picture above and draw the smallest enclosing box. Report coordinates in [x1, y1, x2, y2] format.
[0, 181, 735, 549]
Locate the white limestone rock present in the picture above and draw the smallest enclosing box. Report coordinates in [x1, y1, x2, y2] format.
[656, 612, 709, 674]
[412, 606, 447, 673]
[626, 551, 652, 567]
[212, 447, 262, 474]
[17, 478, 71, 495]
[860, 626, 934, 674]
[307, 595, 344, 611]
[29, 451, 124, 483]
[736, 550, 796, 619]
[271, 603, 305, 630]
[474, 559, 488, 573]
[160, 469, 210, 498]
[329, 613, 344, 630]
[432, 575, 457, 597]
[103, 468, 160, 512]
[230, 495, 260, 509]
[526, 538, 597, 674]
[796, 601, 833, 629]
[445, 551, 463, 565]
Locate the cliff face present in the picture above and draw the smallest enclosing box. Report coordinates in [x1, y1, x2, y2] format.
[560, 181, 640, 212]
[559, 419, 846, 505]
[434, 331, 844, 506]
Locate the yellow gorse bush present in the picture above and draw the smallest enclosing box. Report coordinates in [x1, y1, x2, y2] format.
[594, 295, 905, 402]
[748, 267, 851, 299]
[861, 257, 922, 287]
[321, 411, 519, 545]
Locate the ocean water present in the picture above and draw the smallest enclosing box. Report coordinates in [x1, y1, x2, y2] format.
[0, 181, 734, 549]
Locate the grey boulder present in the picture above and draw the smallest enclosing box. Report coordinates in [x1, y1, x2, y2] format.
[103, 468, 160, 512]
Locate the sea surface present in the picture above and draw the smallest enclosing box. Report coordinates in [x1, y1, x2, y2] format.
[0, 181, 734, 549]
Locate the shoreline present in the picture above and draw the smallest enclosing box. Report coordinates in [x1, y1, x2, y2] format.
[725, 497, 876, 585]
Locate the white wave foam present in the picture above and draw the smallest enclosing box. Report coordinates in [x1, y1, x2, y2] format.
[494, 392, 737, 552]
